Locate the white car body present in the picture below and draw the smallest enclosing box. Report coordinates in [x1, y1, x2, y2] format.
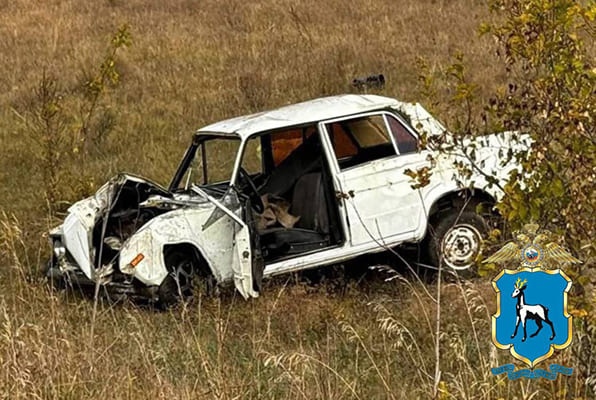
[47, 94, 526, 302]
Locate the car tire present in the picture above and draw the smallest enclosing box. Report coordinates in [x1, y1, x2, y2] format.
[158, 252, 195, 309]
[426, 210, 488, 276]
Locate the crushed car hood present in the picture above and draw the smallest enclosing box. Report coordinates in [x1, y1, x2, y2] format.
[58, 174, 173, 280]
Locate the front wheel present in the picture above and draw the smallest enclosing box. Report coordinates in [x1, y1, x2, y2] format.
[426, 210, 488, 274]
[158, 252, 195, 308]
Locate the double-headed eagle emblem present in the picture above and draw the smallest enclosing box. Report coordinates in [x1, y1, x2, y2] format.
[483, 223, 581, 269]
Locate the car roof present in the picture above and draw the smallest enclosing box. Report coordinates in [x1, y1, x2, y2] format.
[196, 94, 411, 139]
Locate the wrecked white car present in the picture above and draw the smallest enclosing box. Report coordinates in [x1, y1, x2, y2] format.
[46, 94, 523, 305]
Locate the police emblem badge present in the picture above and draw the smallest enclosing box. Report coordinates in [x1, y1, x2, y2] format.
[484, 224, 581, 379]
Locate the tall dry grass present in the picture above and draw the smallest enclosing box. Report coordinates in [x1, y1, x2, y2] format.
[0, 0, 594, 399]
[2, 212, 590, 399]
[0, 0, 505, 224]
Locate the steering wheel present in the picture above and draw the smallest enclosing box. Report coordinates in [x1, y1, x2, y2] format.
[237, 167, 265, 213]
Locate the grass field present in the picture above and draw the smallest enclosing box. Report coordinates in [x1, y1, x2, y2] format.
[0, 0, 593, 398]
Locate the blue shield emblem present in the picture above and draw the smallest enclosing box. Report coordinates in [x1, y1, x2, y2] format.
[492, 268, 572, 368]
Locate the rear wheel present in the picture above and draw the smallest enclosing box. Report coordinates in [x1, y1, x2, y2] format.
[158, 252, 195, 308]
[427, 210, 488, 275]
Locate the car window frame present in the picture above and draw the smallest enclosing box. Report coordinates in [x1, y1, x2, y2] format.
[318, 110, 420, 172]
[384, 112, 420, 155]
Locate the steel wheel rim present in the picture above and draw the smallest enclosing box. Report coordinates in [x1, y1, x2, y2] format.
[441, 224, 482, 270]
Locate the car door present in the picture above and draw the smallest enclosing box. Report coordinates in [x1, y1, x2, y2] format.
[318, 111, 429, 247]
[194, 185, 259, 299]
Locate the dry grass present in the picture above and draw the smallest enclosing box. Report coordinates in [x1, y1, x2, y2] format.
[0, 221, 587, 399]
[0, 0, 505, 222]
[0, 1, 593, 399]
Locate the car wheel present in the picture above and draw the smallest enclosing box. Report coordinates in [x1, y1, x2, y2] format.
[427, 210, 488, 275]
[158, 252, 195, 308]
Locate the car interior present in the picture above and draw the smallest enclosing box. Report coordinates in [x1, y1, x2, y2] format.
[240, 126, 343, 262]
[237, 112, 417, 262]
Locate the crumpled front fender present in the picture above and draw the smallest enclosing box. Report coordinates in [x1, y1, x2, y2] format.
[119, 207, 238, 287]
[59, 180, 114, 279]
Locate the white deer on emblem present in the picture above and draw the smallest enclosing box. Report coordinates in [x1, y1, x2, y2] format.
[511, 277, 555, 342]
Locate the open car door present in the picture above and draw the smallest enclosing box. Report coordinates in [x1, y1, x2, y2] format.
[231, 222, 260, 299]
[193, 185, 259, 299]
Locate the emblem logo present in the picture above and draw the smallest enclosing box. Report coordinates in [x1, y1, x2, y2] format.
[484, 224, 581, 380]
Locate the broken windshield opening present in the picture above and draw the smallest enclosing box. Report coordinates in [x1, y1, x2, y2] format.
[176, 137, 241, 192]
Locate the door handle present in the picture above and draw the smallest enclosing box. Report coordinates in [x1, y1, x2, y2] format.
[335, 190, 354, 200]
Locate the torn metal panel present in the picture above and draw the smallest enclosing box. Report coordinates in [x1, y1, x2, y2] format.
[60, 178, 115, 279]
